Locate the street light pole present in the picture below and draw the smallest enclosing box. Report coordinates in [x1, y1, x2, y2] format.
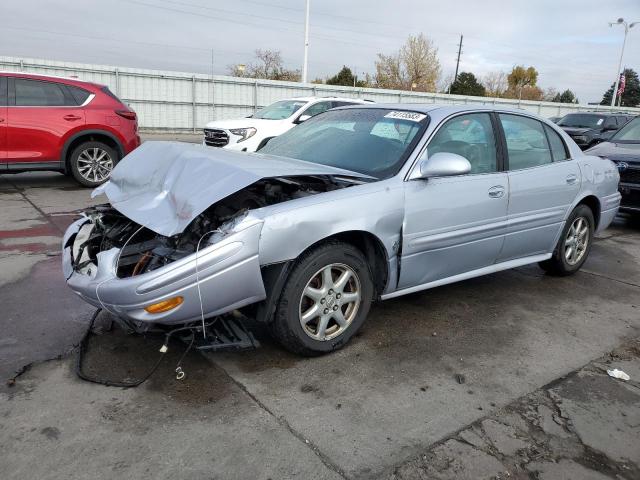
[302, 0, 310, 84]
[609, 18, 637, 107]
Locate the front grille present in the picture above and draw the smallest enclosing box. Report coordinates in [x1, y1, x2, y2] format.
[619, 166, 640, 184]
[203, 128, 229, 147]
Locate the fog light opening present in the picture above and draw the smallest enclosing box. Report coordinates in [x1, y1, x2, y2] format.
[145, 296, 184, 314]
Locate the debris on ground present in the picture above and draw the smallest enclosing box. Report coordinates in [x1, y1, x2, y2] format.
[607, 368, 630, 381]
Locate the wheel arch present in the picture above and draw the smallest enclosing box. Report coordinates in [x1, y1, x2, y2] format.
[575, 195, 601, 230]
[61, 129, 125, 173]
[252, 229, 390, 324]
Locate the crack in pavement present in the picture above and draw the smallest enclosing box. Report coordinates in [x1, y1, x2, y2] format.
[209, 358, 350, 479]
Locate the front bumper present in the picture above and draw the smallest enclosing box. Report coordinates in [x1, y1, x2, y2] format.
[62, 217, 267, 326]
[619, 182, 640, 213]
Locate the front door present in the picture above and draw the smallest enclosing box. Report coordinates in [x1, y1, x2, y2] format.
[6, 77, 85, 165]
[496, 114, 581, 261]
[0, 77, 7, 164]
[399, 112, 508, 289]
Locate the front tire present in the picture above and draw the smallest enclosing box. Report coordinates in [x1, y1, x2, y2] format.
[539, 204, 594, 276]
[270, 241, 374, 356]
[69, 141, 118, 188]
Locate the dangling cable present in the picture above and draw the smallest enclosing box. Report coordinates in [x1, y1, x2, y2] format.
[195, 229, 222, 339]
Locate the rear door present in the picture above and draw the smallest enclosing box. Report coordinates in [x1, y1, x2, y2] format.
[496, 114, 580, 261]
[7, 77, 85, 165]
[0, 77, 7, 165]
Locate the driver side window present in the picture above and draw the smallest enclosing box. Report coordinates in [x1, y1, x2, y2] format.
[427, 113, 498, 174]
[303, 101, 333, 119]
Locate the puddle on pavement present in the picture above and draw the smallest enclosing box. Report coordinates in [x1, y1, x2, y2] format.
[80, 312, 237, 407]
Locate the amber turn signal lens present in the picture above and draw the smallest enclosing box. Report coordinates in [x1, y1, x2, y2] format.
[145, 296, 184, 314]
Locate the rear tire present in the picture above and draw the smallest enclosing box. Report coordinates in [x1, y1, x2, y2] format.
[539, 204, 594, 276]
[269, 241, 374, 356]
[69, 141, 118, 188]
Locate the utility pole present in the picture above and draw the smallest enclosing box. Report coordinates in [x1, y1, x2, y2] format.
[302, 0, 310, 84]
[454, 34, 463, 83]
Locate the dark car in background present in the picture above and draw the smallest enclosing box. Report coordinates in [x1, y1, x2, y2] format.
[587, 116, 640, 214]
[0, 72, 141, 187]
[557, 112, 634, 150]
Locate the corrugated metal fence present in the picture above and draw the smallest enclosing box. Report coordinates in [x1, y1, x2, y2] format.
[2, 56, 638, 132]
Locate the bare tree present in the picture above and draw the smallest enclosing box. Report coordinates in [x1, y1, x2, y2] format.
[374, 53, 404, 90]
[375, 34, 441, 92]
[482, 71, 507, 98]
[227, 49, 300, 81]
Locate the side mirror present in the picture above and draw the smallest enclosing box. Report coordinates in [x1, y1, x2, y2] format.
[603, 124, 617, 131]
[413, 152, 472, 179]
[296, 114, 312, 124]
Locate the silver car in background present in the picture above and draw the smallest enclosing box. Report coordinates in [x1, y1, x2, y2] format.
[63, 105, 621, 355]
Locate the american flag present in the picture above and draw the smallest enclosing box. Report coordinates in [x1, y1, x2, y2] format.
[617, 73, 626, 96]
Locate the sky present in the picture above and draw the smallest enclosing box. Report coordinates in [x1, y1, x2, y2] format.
[2, 0, 639, 103]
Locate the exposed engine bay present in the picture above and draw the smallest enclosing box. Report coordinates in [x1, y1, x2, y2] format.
[70, 175, 359, 278]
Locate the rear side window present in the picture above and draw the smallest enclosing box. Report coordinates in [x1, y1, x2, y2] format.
[544, 125, 569, 161]
[66, 85, 91, 105]
[14, 79, 70, 106]
[100, 86, 123, 104]
[0, 77, 7, 106]
[499, 114, 552, 170]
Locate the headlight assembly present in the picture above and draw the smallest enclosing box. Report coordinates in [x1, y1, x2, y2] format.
[230, 127, 257, 143]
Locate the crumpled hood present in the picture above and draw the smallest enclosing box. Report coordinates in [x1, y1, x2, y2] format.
[92, 141, 369, 237]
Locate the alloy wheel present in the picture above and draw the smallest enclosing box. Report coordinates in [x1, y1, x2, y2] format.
[77, 147, 113, 183]
[299, 263, 361, 341]
[564, 216, 589, 266]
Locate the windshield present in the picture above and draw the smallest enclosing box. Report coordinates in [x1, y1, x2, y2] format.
[611, 117, 640, 143]
[558, 114, 605, 129]
[258, 108, 428, 179]
[253, 100, 307, 120]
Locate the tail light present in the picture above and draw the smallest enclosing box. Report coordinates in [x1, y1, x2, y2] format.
[115, 109, 137, 121]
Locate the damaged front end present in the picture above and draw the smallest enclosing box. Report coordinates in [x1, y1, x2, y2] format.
[62, 141, 369, 329]
[63, 173, 360, 329]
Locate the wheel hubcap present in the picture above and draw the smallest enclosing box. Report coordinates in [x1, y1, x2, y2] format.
[299, 263, 361, 341]
[564, 216, 589, 266]
[77, 148, 113, 183]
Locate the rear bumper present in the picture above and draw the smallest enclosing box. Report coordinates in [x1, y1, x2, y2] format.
[597, 191, 622, 233]
[62, 217, 267, 326]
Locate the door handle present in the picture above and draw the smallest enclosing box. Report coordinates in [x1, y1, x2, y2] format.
[63, 114, 82, 121]
[566, 174, 578, 185]
[0, 118, 4, 123]
[488, 185, 505, 198]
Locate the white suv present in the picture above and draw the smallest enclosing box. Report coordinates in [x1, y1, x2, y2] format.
[203, 97, 369, 152]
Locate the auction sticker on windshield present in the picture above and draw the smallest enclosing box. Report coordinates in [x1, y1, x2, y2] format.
[384, 111, 427, 122]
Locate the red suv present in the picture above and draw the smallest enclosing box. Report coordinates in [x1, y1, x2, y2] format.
[0, 72, 140, 187]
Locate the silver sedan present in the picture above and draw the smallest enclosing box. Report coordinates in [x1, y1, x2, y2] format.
[63, 105, 621, 355]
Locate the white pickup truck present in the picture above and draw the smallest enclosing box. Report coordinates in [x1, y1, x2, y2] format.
[203, 96, 369, 152]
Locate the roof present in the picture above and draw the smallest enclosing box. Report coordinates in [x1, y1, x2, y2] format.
[0, 71, 99, 86]
[336, 103, 525, 115]
[288, 96, 367, 103]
